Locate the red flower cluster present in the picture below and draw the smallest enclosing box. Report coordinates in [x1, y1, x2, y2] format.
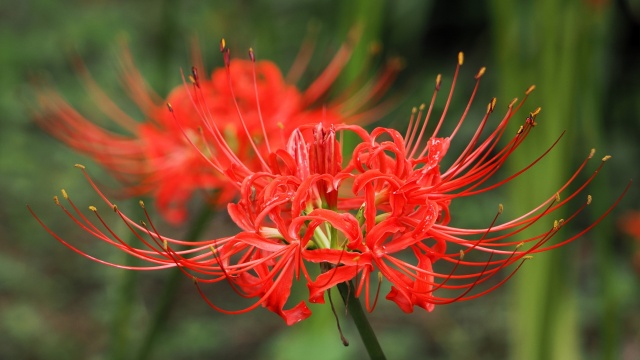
[35, 39, 398, 224]
[619, 211, 640, 275]
[31, 52, 626, 325]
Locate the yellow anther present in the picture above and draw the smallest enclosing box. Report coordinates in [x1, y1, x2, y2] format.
[61, 189, 68, 199]
[509, 98, 519, 108]
[113, 205, 118, 212]
[498, 204, 504, 214]
[74, 164, 85, 169]
[523, 256, 533, 260]
[167, 103, 173, 112]
[377, 272, 383, 282]
[188, 75, 196, 84]
[589, 148, 595, 159]
[602, 155, 611, 162]
[163, 239, 168, 251]
[411, 106, 417, 114]
[140, 221, 147, 226]
[587, 195, 592, 205]
[531, 107, 541, 116]
[525, 85, 536, 95]
[475, 67, 486, 79]
[554, 220, 559, 229]
[89, 206, 97, 212]
[555, 193, 561, 202]
[219, 38, 226, 52]
[419, 103, 425, 111]
[139, 200, 145, 208]
[517, 125, 524, 134]
[459, 250, 465, 260]
[516, 242, 524, 249]
[458, 52, 464, 65]
[488, 97, 497, 112]
[53, 196, 60, 205]
[435, 74, 442, 89]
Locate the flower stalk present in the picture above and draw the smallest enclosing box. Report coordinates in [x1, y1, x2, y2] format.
[136, 204, 215, 360]
[337, 281, 386, 360]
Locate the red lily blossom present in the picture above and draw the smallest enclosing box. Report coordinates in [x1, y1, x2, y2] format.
[30, 52, 628, 325]
[35, 38, 399, 224]
[619, 211, 640, 275]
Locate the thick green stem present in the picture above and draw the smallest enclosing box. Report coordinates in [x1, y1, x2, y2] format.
[337, 282, 386, 360]
[136, 205, 215, 360]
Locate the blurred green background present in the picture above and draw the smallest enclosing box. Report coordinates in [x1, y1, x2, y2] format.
[1, 0, 639, 359]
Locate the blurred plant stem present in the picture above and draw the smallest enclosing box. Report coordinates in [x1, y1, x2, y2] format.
[107, 204, 214, 360]
[335, 0, 387, 153]
[337, 282, 386, 360]
[110, 1, 185, 358]
[490, 0, 615, 359]
[108, 210, 141, 360]
[135, 205, 215, 360]
[337, 0, 386, 89]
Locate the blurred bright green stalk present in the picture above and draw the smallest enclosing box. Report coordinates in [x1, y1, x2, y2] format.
[489, 1, 615, 359]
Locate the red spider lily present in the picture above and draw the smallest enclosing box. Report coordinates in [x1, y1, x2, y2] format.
[35, 38, 399, 224]
[619, 211, 640, 275]
[30, 52, 628, 325]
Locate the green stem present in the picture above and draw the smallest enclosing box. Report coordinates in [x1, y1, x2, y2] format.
[135, 205, 215, 360]
[337, 282, 386, 360]
[109, 244, 139, 360]
[108, 199, 144, 360]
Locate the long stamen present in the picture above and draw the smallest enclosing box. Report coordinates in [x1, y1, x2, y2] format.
[220, 40, 270, 171]
[249, 48, 272, 154]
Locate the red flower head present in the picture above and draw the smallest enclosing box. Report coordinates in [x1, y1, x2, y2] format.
[35, 38, 399, 224]
[31, 52, 627, 325]
[619, 211, 640, 275]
